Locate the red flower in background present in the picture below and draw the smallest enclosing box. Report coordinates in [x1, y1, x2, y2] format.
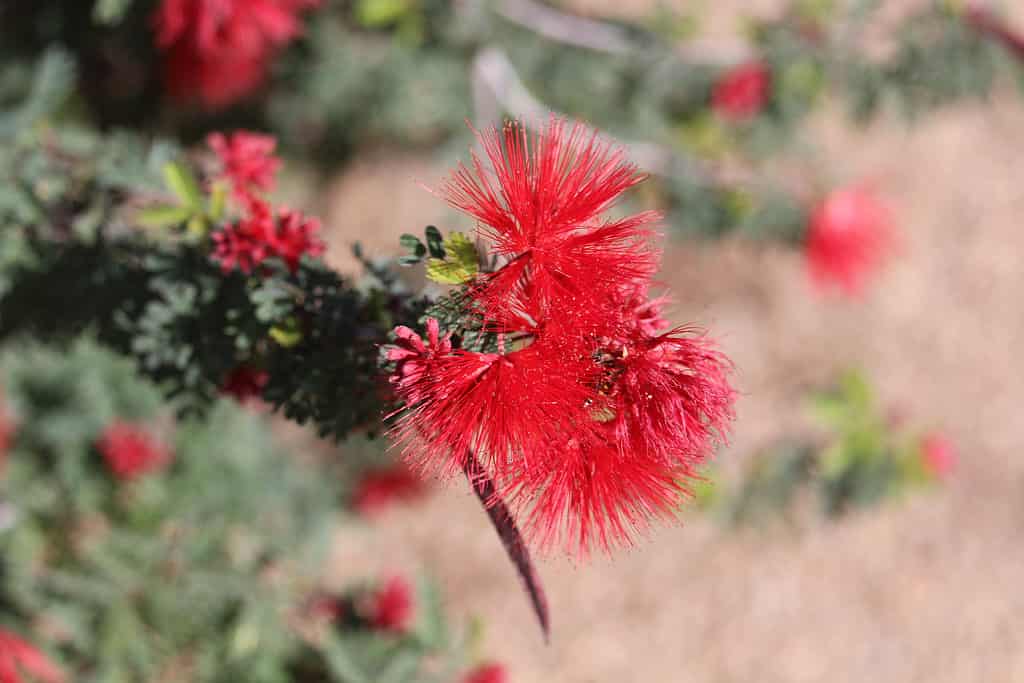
[0, 629, 65, 683]
[389, 118, 736, 555]
[154, 0, 320, 109]
[920, 432, 957, 479]
[368, 576, 415, 632]
[211, 205, 276, 274]
[96, 421, 172, 481]
[221, 365, 269, 402]
[208, 131, 281, 199]
[0, 392, 15, 472]
[353, 465, 428, 516]
[211, 199, 324, 274]
[712, 61, 771, 120]
[462, 663, 509, 683]
[805, 187, 894, 297]
[270, 208, 324, 272]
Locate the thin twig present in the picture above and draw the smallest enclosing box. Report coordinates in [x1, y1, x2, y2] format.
[493, 0, 751, 64]
[463, 450, 550, 641]
[964, 1, 1024, 61]
[471, 46, 706, 178]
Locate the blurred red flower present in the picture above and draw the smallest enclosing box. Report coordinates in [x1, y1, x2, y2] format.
[211, 199, 323, 274]
[712, 61, 771, 120]
[805, 187, 894, 297]
[0, 629, 65, 683]
[208, 131, 281, 200]
[96, 421, 171, 481]
[221, 365, 269, 402]
[352, 465, 427, 516]
[212, 206, 275, 274]
[368, 576, 415, 632]
[154, 0, 320, 109]
[0, 392, 15, 472]
[270, 208, 324, 272]
[920, 432, 957, 479]
[462, 663, 509, 683]
[388, 118, 735, 555]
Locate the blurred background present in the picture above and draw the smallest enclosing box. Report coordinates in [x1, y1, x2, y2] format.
[2, 0, 1024, 681]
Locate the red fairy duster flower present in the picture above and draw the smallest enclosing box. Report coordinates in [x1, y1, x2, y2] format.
[712, 61, 771, 120]
[920, 432, 956, 480]
[221, 365, 269, 402]
[96, 421, 172, 481]
[441, 118, 660, 328]
[0, 629, 65, 683]
[368, 575, 415, 632]
[154, 0, 320, 109]
[462, 663, 509, 683]
[386, 319, 453, 404]
[388, 118, 736, 555]
[208, 131, 281, 199]
[805, 187, 894, 296]
[352, 465, 428, 516]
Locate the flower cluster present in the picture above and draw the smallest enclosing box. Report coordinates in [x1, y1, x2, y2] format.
[367, 575, 416, 632]
[386, 118, 736, 555]
[208, 131, 325, 274]
[0, 629, 65, 683]
[220, 365, 270, 403]
[96, 421, 172, 481]
[352, 464, 428, 517]
[462, 663, 509, 683]
[805, 187, 894, 297]
[920, 432, 957, 480]
[712, 61, 772, 121]
[153, 0, 321, 109]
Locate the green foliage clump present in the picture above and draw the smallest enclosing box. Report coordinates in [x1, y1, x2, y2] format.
[0, 340, 477, 682]
[702, 370, 947, 527]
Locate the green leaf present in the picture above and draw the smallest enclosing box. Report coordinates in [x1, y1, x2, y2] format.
[355, 0, 410, 27]
[425, 232, 478, 285]
[424, 226, 445, 259]
[269, 319, 303, 348]
[322, 635, 372, 683]
[398, 233, 427, 265]
[208, 182, 228, 222]
[93, 0, 134, 24]
[136, 205, 193, 230]
[161, 162, 203, 212]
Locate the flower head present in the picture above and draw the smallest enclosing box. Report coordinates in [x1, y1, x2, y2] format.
[387, 118, 736, 555]
[462, 663, 509, 683]
[441, 118, 659, 329]
[269, 208, 324, 272]
[712, 61, 772, 120]
[368, 575, 415, 632]
[221, 365, 269, 402]
[96, 421, 171, 481]
[805, 187, 894, 297]
[0, 629, 66, 683]
[208, 131, 281, 199]
[353, 465, 428, 516]
[211, 199, 323, 274]
[0, 392, 15, 473]
[154, 0, 320, 109]
[920, 432, 956, 480]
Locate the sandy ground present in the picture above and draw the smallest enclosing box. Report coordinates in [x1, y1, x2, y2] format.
[302, 8, 1024, 682]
